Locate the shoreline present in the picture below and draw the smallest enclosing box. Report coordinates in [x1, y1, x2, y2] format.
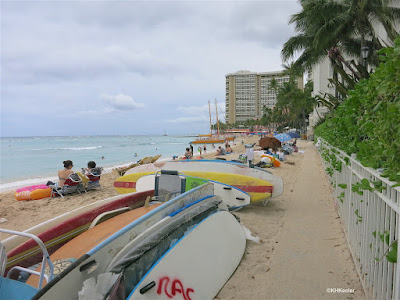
[0, 140, 230, 193]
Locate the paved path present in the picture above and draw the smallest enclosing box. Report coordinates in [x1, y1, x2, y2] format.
[262, 142, 365, 299]
[218, 141, 365, 299]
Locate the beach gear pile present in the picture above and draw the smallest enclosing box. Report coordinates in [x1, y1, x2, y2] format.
[257, 133, 299, 168]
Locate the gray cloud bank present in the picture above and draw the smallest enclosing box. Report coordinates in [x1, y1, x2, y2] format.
[1, 1, 300, 137]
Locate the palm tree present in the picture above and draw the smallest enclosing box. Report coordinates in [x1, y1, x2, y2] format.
[282, 0, 400, 73]
[268, 78, 279, 95]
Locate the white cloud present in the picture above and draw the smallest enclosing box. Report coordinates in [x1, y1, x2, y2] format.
[100, 93, 145, 111]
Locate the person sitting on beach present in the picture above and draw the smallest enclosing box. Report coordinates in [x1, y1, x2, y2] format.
[79, 161, 98, 185]
[216, 146, 226, 155]
[185, 148, 192, 159]
[84, 161, 97, 173]
[226, 145, 233, 154]
[58, 160, 74, 187]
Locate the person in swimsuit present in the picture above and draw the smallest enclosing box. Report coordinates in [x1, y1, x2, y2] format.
[58, 160, 74, 187]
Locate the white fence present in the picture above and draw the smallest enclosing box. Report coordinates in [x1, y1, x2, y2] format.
[318, 139, 400, 300]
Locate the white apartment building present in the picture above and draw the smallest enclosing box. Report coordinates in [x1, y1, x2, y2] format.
[225, 70, 303, 124]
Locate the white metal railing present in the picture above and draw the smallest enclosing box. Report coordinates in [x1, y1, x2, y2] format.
[0, 229, 54, 289]
[317, 139, 400, 300]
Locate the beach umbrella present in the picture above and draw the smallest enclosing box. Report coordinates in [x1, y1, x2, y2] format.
[288, 132, 301, 138]
[274, 133, 292, 142]
[258, 137, 281, 150]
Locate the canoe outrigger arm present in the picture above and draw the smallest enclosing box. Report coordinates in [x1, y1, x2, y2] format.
[0, 228, 54, 289]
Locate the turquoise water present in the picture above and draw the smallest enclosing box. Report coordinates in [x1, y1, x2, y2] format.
[0, 135, 195, 190]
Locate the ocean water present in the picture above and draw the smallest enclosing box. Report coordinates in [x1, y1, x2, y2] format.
[0, 135, 196, 191]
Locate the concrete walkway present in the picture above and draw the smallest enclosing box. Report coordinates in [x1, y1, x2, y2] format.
[261, 142, 365, 299]
[218, 141, 365, 299]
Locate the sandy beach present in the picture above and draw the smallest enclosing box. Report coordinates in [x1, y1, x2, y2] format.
[0, 136, 365, 299]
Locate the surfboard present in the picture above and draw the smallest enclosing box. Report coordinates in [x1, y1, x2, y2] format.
[2, 191, 149, 253]
[116, 170, 272, 203]
[28, 183, 215, 300]
[128, 210, 246, 300]
[163, 160, 283, 195]
[136, 174, 250, 210]
[5, 190, 154, 275]
[107, 194, 222, 274]
[117, 159, 283, 199]
[26, 203, 162, 287]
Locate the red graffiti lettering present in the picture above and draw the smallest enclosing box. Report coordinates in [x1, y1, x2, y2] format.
[157, 276, 194, 300]
[186, 288, 194, 300]
[157, 276, 173, 298]
[172, 279, 184, 297]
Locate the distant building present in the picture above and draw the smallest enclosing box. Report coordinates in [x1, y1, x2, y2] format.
[225, 70, 303, 124]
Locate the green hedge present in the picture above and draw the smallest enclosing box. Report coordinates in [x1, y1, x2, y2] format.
[315, 38, 400, 183]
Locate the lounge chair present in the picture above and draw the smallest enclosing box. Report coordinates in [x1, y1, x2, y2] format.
[50, 173, 84, 197]
[84, 167, 103, 191]
[150, 154, 162, 163]
[113, 155, 159, 176]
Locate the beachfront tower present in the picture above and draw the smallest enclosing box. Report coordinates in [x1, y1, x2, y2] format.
[225, 70, 303, 124]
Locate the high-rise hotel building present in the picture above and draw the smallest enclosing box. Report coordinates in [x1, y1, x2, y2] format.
[225, 70, 303, 124]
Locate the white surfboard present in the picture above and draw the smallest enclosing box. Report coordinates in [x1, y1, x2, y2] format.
[128, 210, 246, 300]
[107, 194, 221, 271]
[136, 174, 251, 210]
[32, 184, 215, 300]
[136, 174, 158, 193]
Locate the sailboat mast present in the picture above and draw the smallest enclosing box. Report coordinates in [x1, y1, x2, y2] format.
[208, 100, 212, 135]
[215, 98, 220, 135]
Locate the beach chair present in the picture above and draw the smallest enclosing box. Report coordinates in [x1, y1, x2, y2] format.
[150, 155, 162, 163]
[50, 173, 84, 197]
[84, 167, 103, 191]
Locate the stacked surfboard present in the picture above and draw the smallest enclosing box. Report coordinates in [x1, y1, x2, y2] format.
[114, 159, 284, 203]
[1, 183, 246, 300]
[3, 190, 154, 275]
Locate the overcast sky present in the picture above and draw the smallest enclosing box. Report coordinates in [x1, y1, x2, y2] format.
[1, 1, 301, 137]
